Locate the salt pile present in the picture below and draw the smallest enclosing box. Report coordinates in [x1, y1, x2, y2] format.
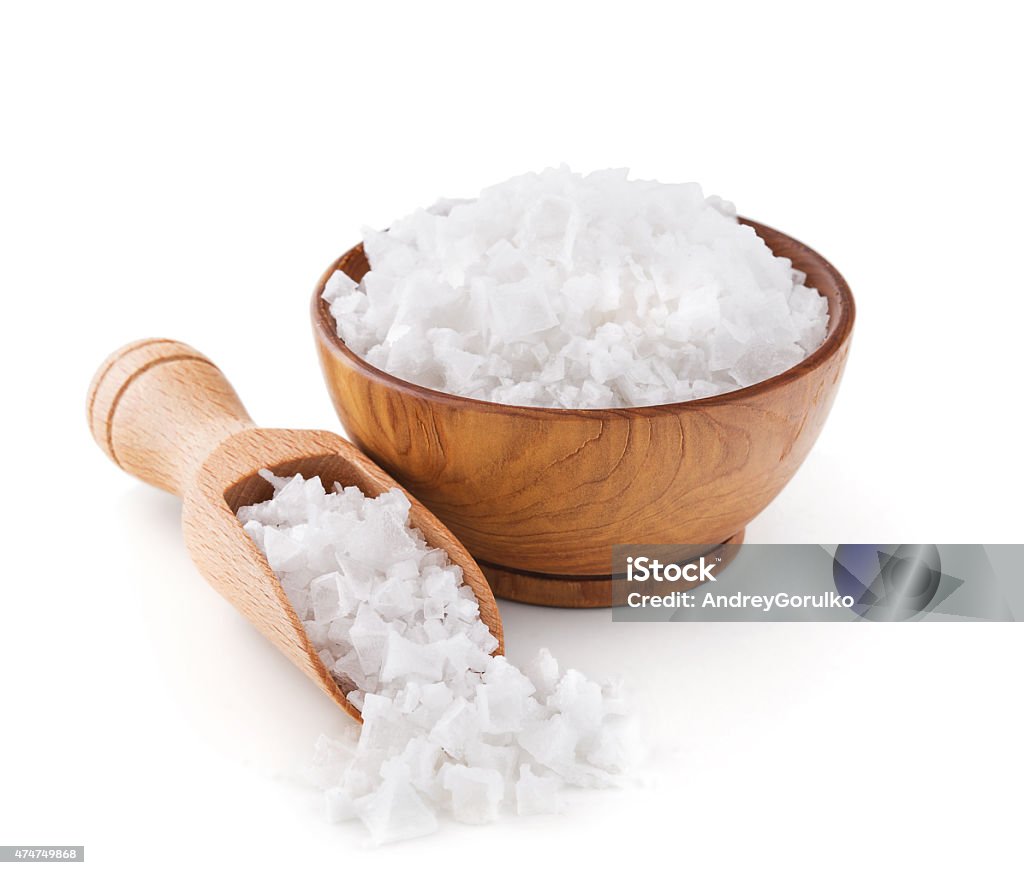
[324, 166, 829, 408]
[238, 472, 636, 844]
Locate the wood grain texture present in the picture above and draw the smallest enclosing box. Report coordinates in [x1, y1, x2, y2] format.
[312, 219, 855, 605]
[88, 340, 504, 722]
[88, 338, 255, 496]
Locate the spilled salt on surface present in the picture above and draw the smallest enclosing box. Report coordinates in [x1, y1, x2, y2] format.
[239, 471, 638, 844]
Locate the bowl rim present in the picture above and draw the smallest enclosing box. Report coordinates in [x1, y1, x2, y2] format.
[312, 217, 855, 416]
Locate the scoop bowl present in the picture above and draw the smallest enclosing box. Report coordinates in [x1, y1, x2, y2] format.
[88, 339, 504, 721]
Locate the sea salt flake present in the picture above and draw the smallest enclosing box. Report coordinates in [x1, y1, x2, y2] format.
[357, 766, 438, 845]
[519, 714, 578, 771]
[324, 786, 358, 823]
[524, 648, 562, 697]
[428, 699, 480, 757]
[310, 573, 342, 622]
[547, 669, 604, 730]
[309, 733, 358, 790]
[381, 630, 446, 683]
[236, 472, 637, 844]
[515, 764, 564, 816]
[441, 764, 504, 825]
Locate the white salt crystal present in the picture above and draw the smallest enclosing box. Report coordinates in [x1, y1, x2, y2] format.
[380, 630, 445, 683]
[238, 472, 638, 844]
[303, 620, 329, 649]
[728, 341, 805, 386]
[308, 733, 358, 790]
[583, 715, 641, 774]
[465, 739, 518, 787]
[324, 270, 359, 300]
[262, 527, 305, 573]
[416, 683, 454, 720]
[423, 597, 445, 620]
[428, 699, 480, 757]
[441, 764, 504, 825]
[388, 559, 420, 580]
[547, 669, 604, 731]
[335, 571, 372, 615]
[283, 585, 310, 621]
[327, 616, 354, 646]
[324, 166, 829, 408]
[476, 657, 537, 733]
[349, 605, 390, 677]
[310, 574, 341, 623]
[357, 694, 406, 754]
[392, 682, 421, 714]
[357, 766, 438, 845]
[524, 648, 562, 697]
[489, 280, 560, 341]
[333, 650, 366, 690]
[418, 548, 447, 570]
[519, 714, 579, 772]
[394, 737, 443, 796]
[324, 786, 358, 823]
[433, 631, 490, 674]
[600, 677, 629, 717]
[466, 622, 500, 655]
[371, 578, 417, 620]
[422, 618, 448, 644]
[515, 764, 564, 816]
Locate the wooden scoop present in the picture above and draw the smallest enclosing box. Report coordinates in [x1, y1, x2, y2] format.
[87, 338, 504, 723]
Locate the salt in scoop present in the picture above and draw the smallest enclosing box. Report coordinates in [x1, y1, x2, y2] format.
[87, 339, 504, 722]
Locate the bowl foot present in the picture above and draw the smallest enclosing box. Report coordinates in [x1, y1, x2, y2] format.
[478, 529, 745, 608]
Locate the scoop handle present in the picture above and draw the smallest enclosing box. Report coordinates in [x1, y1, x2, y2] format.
[87, 339, 255, 496]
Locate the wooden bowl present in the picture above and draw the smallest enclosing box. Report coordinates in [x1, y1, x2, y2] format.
[312, 219, 855, 607]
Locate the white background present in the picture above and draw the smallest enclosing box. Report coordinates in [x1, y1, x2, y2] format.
[2, 2, 1022, 872]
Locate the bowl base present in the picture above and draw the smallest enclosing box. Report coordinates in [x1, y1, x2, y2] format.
[479, 529, 745, 608]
